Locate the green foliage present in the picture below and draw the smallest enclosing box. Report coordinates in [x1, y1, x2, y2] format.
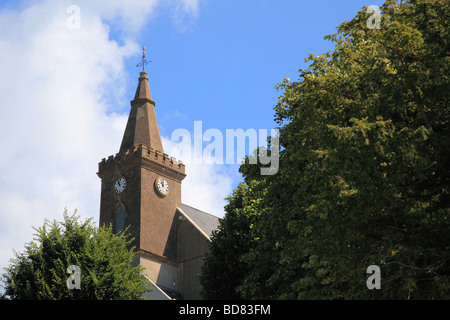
[201, 0, 450, 299]
[1, 210, 148, 300]
[200, 181, 266, 299]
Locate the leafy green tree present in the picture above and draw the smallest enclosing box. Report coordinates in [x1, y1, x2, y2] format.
[203, 0, 450, 299]
[1, 210, 148, 300]
[276, 0, 449, 299]
[236, 148, 300, 300]
[263, 0, 449, 299]
[200, 181, 266, 299]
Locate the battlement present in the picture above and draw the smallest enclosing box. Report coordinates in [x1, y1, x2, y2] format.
[98, 144, 186, 175]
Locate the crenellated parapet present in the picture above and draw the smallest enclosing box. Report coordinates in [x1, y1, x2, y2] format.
[98, 144, 186, 179]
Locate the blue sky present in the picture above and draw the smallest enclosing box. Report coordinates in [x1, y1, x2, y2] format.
[123, 0, 382, 213]
[126, 0, 384, 138]
[0, 0, 384, 283]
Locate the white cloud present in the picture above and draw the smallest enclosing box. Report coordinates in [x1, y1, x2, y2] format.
[162, 137, 234, 218]
[75, 0, 159, 33]
[169, 0, 203, 31]
[0, 1, 133, 276]
[175, 0, 201, 16]
[0, 0, 223, 287]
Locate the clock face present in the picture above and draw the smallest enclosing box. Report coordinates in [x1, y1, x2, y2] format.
[114, 177, 126, 194]
[155, 177, 169, 197]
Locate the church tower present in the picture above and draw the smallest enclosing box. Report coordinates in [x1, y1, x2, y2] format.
[97, 69, 186, 258]
[97, 47, 218, 300]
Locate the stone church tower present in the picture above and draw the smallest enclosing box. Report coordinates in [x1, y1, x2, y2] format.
[97, 54, 219, 300]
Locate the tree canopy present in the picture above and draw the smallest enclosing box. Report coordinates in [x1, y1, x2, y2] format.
[1, 211, 148, 300]
[200, 0, 449, 299]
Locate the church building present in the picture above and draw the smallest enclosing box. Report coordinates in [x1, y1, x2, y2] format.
[96, 49, 219, 300]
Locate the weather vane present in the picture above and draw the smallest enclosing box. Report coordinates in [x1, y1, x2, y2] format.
[136, 45, 150, 72]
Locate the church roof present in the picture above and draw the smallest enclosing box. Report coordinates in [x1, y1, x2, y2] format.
[179, 204, 220, 239]
[158, 285, 184, 300]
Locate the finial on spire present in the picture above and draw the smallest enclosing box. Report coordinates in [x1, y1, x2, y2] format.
[136, 45, 150, 72]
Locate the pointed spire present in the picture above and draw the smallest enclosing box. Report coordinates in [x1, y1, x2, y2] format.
[119, 48, 163, 154]
[133, 71, 152, 101]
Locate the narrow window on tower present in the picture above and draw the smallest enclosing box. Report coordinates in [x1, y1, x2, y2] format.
[115, 204, 126, 234]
